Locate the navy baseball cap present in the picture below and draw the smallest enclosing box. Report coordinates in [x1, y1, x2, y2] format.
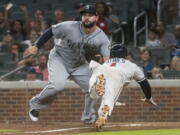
[80, 4, 97, 15]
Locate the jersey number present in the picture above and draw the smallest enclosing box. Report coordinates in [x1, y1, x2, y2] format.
[110, 63, 116, 67]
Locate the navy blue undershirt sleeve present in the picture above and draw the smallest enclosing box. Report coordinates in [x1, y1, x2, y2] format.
[35, 27, 53, 49]
[138, 79, 152, 99]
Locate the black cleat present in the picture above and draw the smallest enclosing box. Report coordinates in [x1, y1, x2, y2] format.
[29, 109, 39, 122]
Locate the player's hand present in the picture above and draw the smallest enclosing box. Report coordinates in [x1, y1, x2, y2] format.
[141, 97, 159, 108]
[23, 46, 38, 58]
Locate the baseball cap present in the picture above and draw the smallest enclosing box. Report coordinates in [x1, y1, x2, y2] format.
[80, 4, 97, 15]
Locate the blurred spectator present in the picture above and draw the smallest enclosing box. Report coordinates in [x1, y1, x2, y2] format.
[95, 1, 110, 35]
[0, 9, 9, 41]
[74, 2, 85, 21]
[156, 22, 176, 47]
[54, 9, 64, 24]
[22, 29, 39, 47]
[20, 4, 29, 22]
[146, 9, 157, 29]
[19, 4, 48, 33]
[10, 20, 26, 42]
[0, 30, 14, 52]
[126, 50, 135, 62]
[138, 47, 155, 77]
[28, 9, 49, 32]
[174, 24, 180, 47]
[170, 50, 180, 71]
[40, 20, 51, 34]
[24, 67, 41, 81]
[33, 54, 48, 81]
[151, 67, 164, 79]
[20, 4, 30, 30]
[106, 1, 120, 33]
[10, 42, 21, 61]
[146, 29, 162, 47]
[34, 9, 45, 23]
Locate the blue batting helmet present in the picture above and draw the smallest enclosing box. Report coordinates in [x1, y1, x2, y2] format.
[110, 45, 128, 58]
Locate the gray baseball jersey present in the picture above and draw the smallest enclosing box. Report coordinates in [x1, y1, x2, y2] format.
[52, 21, 110, 67]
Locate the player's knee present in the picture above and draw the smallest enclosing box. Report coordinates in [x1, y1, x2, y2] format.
[52, 81, 65, 92]
[89, 90, 100, 99]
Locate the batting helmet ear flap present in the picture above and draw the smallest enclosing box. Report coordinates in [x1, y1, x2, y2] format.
[110, 44, 127, 58]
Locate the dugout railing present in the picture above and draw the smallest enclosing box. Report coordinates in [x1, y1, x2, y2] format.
[133, 11, 148, 47]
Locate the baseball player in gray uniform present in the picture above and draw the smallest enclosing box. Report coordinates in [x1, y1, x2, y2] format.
[88, 45, 157, 130]
[24, 4, 110, 124]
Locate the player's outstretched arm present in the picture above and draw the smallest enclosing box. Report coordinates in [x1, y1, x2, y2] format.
[138, 79, 151, 99]
[138, 79, 158, 107]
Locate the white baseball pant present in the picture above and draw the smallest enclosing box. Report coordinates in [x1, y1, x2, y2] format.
[89, 61, 125, 116]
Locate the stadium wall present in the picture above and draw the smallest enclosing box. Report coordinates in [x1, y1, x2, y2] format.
[0, 80, 180, 124]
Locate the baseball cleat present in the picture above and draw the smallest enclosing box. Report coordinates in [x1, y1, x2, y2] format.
[95, 105, 110, 131]
[29, 109, 39, 122]
[95, 74, 106, 96]
[95, 116, 106, 131]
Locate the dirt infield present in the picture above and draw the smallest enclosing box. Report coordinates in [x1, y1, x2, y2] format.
[1, 122, 180, 135]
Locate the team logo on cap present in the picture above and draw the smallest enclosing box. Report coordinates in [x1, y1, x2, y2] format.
[85, 5, 90, 9]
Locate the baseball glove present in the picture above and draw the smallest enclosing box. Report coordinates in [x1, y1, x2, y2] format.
[83, 44, 102, 63]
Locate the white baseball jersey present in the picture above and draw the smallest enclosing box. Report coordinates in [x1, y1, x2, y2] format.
[89, 58, 145, 116]
[103, 58, 145, 83]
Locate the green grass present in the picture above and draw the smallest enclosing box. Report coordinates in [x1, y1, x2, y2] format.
[0, 129, 19, 133]
[72, 129, 180, 135]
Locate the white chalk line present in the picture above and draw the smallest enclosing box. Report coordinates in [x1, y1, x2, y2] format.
[24, 123, 142, 134]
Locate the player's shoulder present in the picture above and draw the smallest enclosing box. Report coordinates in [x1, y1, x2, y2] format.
[128, 60, 142, 71]
[62, 21, 80, 25]
[96, 27, 109, 39]
[125, 59, 138, 67]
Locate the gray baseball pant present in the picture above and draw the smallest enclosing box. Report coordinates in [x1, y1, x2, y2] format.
[29, 48, 96, 122]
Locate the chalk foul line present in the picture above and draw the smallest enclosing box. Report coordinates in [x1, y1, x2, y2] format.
[24, 123, 142, 134]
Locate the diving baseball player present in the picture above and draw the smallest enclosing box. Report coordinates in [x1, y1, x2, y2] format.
[89, 45, 157, 129]
[24, 4, 110, 124]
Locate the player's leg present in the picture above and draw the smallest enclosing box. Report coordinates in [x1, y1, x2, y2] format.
[29, 48, 69, 121]
[95, 72, 124, 130]
[71, 63, 97, 124]
[89, 66, 106, 99]
[95, 87, 123, 130]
